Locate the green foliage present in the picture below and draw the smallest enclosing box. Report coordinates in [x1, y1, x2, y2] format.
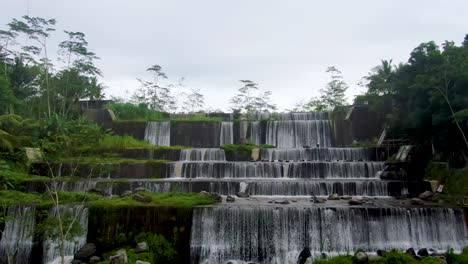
[0, 159, 48, 190]
[360, 36, 468, 167]
[221, 143, 274, 151]
[37, 209, 85, 242]
[133, 232, 177, 263]
[88, 192, 216, 208]
[425, 162, 468, 196]
[132, 64, 177, 112]
[97, 135, 154, 151]
[447, 248, 468, 264]
[0, 190, 102, 207]
[37, 115, 105, 157]
[313, 255, 354, 264]
[308, 66, 349, 112]
[107, 102, 168, 121]
[419, 257, 445, 264]
[229, 80, 276, 114]
[372, 250, 418, 264]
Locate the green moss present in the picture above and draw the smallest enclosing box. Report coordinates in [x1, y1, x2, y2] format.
[0, 190, 102, 207]
[89, 192, 215, 208]
[0, 160, 53, 190]
[221, 143, 274, 151]
[170, 117, 222, 122]
[314, 255, 354, 264]
[447, 248, 468, 264]
[370, 250, 418, 264]
[54, 157, 169, 164]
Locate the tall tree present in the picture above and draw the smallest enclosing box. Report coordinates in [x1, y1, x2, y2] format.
[57, 31, 102, 116]
[132, 64, 176, 112]
[230, 80, 277, 113]
[308, 66, 348, 111]
[182, 87, 205, 113]
[8, 16, 57, 117]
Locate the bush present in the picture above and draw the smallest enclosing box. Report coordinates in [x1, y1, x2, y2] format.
[133, 232, 177, 263]
[373, 250, 417, 264]
[97, 135, 154, 151]
[446, 248, 468, 264]
[107, 103, 168, 121]
[419, 256, 445, 264]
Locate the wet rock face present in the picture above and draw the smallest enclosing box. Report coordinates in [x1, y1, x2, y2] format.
[419, 191, 434, 200]
[410, 198, 425, 205]
[297, 247, 312, 264]
[417, 248, 429, 257]
[236, 192, 249, 198]
[74, 243, 97, 262]
[226, 195, 235, 202]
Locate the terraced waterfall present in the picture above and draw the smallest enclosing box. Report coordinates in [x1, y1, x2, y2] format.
[14, 112, 467, 264]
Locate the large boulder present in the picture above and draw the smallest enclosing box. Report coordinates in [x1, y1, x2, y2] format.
[417, 248, 429, 257]
[328, 193, 340, 200]
[236, 192, 250, 198]
[275, 199, 290, 205]
[376, 250, 387, 257]
[406, 248, 416, 256]
[354, 251, 369, 263]
[74, 243, 96, 262]
[110, 249, 128, 264]
[349, 198, 364, 205]
[297, 247, 312, 264]
[410, 198, 424, 205]
[226, 195, 235, 202]
[135, 242, 148, 253]
[418, 191, 434, 201]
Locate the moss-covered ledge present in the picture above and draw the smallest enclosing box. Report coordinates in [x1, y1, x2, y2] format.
[30, 159, 169, 179]
[87, 193, 216, 263]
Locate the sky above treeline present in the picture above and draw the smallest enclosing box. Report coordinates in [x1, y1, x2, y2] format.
[2, 0, 468, 111]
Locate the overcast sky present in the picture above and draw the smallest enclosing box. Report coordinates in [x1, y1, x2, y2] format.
[2, 0, 468, 111]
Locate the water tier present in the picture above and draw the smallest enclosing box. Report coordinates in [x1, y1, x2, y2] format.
[167, 161, 384, 179]
[191, 206, 467, 264]
[261, 147, 374, 161]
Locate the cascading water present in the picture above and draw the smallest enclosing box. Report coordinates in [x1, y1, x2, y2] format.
[0, 205, 36, 264]
[261, 147, 372, 161]
[245, 180, 396, 196]
[167, 161, 384, 179]
[144, 121, 171, 146]
[249, 121, 261, 145]
[220, 122, 233, 146]
[247, 112, 329, 121]
[191, 206, 467, 264]
[42, 205, 89, 264]
[266, 120, 332, 148]
[180, 148, 226, 161]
